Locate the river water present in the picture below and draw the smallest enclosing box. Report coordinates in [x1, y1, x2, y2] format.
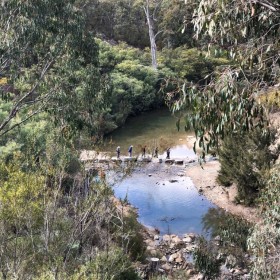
[104, 108, 217, 236]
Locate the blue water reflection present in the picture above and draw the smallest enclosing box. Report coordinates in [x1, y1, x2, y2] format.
[113, 163, 216, 236]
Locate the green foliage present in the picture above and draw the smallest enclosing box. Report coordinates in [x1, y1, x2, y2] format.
[112, 209, 146, 262]
[84, 0, 150, 48]
[161, 47, 229, 82]
[159, 0, 195, 48]
[217, 128, 279, 205]
[0, 163, 45, 227]
[166, 0, 279, 158]
[165, 69, 269, 159]
[193, 236, 221, 279]
[97, 40, 170, 127]
[190, 0, 280, 87]
[0, 0, 107, 140]
[202, 208, 251, 252]
[70, 247, 140, 280]
[248, 165, 280, 279]
[258, 89, 280, 112]
[83, 0, 194, 50]
[0, 153, 137, 279]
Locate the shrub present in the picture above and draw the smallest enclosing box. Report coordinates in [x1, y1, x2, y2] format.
[217, 127, 279, 205]
[248, 165, 280, 279]
[202, 208, 251, 252]
[193, 236, 222, 279]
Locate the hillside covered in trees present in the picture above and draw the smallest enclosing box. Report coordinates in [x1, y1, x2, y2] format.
[0, 0, 279, 279]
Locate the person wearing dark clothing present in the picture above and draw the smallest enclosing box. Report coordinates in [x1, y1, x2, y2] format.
[154, 147, 158, 158]
[166, 148, 170, 159]
[128, 145, 133, 157]
[142, 146, 146, 158]
[116, 146, 120, 158]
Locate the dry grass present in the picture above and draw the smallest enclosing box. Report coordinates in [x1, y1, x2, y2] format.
[258, 88, 280, 111]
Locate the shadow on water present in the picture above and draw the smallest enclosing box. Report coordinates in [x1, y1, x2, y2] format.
[201, 207, 251, 250]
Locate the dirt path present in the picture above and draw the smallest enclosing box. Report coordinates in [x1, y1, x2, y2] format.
[185, 160, 260, 224]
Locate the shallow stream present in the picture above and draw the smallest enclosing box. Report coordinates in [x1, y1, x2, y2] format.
[104, 109, 217, 236]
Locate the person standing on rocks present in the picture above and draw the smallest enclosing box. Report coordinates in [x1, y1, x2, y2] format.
[128, 145, 133, 157]
[154, 147, 158, 158]
[142, 146, 146, 158]
[116, 146, 120, 158]
[166, 147, 170, 159]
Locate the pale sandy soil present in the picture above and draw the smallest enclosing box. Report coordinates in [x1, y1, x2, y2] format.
[185, 160, 260, 224]
[185, 110, 280, 224]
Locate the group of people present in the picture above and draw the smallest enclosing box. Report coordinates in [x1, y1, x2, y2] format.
[116, 145, 170, 159]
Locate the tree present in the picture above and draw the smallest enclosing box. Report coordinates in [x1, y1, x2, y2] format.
[142, 0, 163, 69]
[248, 165, 280, 279]
[217, 127, 279, 205]
[167, 0, 280, 156]
[0, 149, 143, 279]
[175, 1, 280, 277]
[0, 0, 106, 139]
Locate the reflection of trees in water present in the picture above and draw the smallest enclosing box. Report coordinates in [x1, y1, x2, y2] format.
[160, 216, 176, 235]
[202, 208, 251, 251]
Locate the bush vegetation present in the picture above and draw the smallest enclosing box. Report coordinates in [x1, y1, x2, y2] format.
[217, 127, 280, 205]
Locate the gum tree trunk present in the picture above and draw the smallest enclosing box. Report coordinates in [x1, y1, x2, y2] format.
[143, 0, 158, 70]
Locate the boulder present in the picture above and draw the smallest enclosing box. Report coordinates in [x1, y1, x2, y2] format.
[162, 235, 171, 242]
[169, 253, 179, 262]
[169, 179, 178, 183]
[146, 246, 155, 252]
[175, 256, 184, 263]
[98, 158, 109, 163]
[123, 157, 137, 162]
[145, 239, 156, 247]
[183, 236, 193, 243]
[142, 157, 152, 162]
[172, 236, 182, 244]
[226, 254, 238, 268]
[154, 235, 160, 240]
[150, 249, 157, 256]
[111, 157, 122, 163]
[161, 263, 172, 272]
[186, 268, 196, 276]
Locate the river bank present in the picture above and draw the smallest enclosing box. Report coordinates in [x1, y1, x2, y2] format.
[184, 109, 280, 225]
[185, 160, 259, 224]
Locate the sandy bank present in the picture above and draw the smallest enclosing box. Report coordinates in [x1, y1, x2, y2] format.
[185, 160, 260, 224]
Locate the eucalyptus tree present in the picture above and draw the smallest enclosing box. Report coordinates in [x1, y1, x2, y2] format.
[141, 0, 163, 69]
[174, 1, 280, 278]
[0, 0, 106, 139]
[167, 0, 280, 156]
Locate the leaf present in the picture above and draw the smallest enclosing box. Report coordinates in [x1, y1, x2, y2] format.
[265, 45, 271, 53]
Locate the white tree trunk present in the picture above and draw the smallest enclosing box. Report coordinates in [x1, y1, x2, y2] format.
[144, 0, 158, 70]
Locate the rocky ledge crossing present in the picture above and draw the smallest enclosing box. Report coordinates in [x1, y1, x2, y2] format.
[138, 231, 252, 280]
[80, 149, 198, 166]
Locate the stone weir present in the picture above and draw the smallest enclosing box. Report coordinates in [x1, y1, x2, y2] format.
[79, 150, 197, 166]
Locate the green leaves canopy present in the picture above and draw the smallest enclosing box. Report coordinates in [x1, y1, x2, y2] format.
[0, 0, 105, 138]
[168, 0, 280, 156]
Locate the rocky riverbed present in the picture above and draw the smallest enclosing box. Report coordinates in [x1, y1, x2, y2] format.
[85, 150, 257, 279]
[138, 228, 252, 280]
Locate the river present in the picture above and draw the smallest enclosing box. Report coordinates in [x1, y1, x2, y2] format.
[104, 108, 217, 236]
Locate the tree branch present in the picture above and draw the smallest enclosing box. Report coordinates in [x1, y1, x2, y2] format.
[0, 59, 54, 133]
